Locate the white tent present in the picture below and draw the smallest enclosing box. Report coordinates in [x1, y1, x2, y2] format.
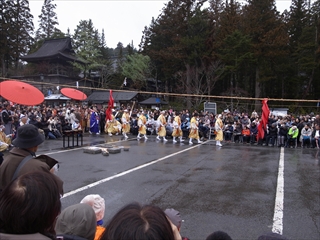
[45, 94, 70, 100]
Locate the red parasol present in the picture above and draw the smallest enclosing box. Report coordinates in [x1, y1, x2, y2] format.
[61, 88, 87, 100]
[0, 80, 44, 105]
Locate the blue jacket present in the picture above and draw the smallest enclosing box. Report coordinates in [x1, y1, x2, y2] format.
[249, 125, 258, 135]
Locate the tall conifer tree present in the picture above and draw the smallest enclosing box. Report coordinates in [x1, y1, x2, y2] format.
[73, 19, 103, 80]
[243, 0, 288, 102]
[3, 0, 34, 70]
[35, 0, 61, 41]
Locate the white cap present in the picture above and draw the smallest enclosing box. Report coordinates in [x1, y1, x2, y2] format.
[80, 194, 105, 221]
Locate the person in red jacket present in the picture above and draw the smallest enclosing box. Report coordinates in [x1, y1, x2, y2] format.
[242, 125, 251, 143]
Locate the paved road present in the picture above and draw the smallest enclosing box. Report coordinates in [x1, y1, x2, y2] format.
[35, 133, 320, 240]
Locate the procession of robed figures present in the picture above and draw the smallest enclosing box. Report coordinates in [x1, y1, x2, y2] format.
[88, 90, 206, 145]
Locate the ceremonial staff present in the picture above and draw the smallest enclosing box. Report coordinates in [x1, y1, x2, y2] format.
[129, 101, 136, 118]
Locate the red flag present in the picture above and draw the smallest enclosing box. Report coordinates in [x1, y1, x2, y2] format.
[261, 98, 270, 130]
[105, 90, 114, 121]
[257, 123, 264, 140]
[257, 98, 270, 141]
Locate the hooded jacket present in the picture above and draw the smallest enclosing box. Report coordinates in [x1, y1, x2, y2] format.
[0, 147, 63, 195]
[55, 203, 96, 240]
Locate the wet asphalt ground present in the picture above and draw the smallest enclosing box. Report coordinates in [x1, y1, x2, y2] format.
[23, 133, 320, 239]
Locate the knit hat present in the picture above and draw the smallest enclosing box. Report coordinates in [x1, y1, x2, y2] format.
[12, 124, 44, 148]
[164, 208, 182, 229]
[55, 203, 96, 240]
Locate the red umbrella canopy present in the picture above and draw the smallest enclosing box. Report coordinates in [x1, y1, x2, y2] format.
[61, 88, 87, 100]
[0, 80, 44, 106]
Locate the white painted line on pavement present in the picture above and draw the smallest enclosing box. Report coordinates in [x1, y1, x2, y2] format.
[272, 147, 284, 235]
[61, 141, 208, 198]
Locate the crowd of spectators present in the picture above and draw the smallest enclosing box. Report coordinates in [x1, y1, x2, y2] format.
[0, 171, 288, 240]
[0, 101, 319, 150]
[1, 101, 312, 239]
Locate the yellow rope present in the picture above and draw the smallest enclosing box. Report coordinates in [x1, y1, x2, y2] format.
[1, 76, 319, 103]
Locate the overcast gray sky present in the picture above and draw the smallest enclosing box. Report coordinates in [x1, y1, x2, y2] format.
[29, 0, 295, 49]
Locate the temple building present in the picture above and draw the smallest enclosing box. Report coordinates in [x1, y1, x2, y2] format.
[13, 37, 87, 99]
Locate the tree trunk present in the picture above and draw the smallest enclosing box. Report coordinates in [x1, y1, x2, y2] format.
[1, 56, 5, 77]
[254, 66, 261, 110]
[186, 63, 192, 109]
[230, 73, 234, 112]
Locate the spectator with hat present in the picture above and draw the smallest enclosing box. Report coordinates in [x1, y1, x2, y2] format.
[0, 124, 63, 195]
[55, 203, 96, 240]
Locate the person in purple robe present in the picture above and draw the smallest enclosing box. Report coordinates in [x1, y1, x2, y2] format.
[89, 107, 100, 134]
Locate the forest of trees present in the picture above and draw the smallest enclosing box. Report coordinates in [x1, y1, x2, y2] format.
[0, 0, 319, 111]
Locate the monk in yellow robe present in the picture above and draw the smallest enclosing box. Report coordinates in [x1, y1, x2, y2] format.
[104, 115, 121, 136]
[172, 112, 183, 143]
[137, 111, 148, 140]
[188, 113, 202, 144]
[121, 109, 130, 138]
[215, 114, 224, 146]
[156, 111, 167, 141]
[0, 125, 11, 152]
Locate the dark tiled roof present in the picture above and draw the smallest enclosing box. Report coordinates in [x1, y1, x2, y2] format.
[21, 37, 85, 64]
[139, 97, 168, 105]
[86, 91, 138, 103]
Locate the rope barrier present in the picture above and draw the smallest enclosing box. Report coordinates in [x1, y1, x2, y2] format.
[1, 76, 319, 103]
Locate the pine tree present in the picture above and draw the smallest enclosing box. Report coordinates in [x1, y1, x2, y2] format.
[218, 30, 254, 96]
[141, 0, 210, 108]
[121, 53, 151, 89]
[3, 0, 34, 71]
[72, 19, 102, 79]
[115, 42, 124, 74]
[0, 0, 9, 76]
[35, 0, 61, 41]
[287, 0, 319, 99]
[242, 0, 288, 103]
